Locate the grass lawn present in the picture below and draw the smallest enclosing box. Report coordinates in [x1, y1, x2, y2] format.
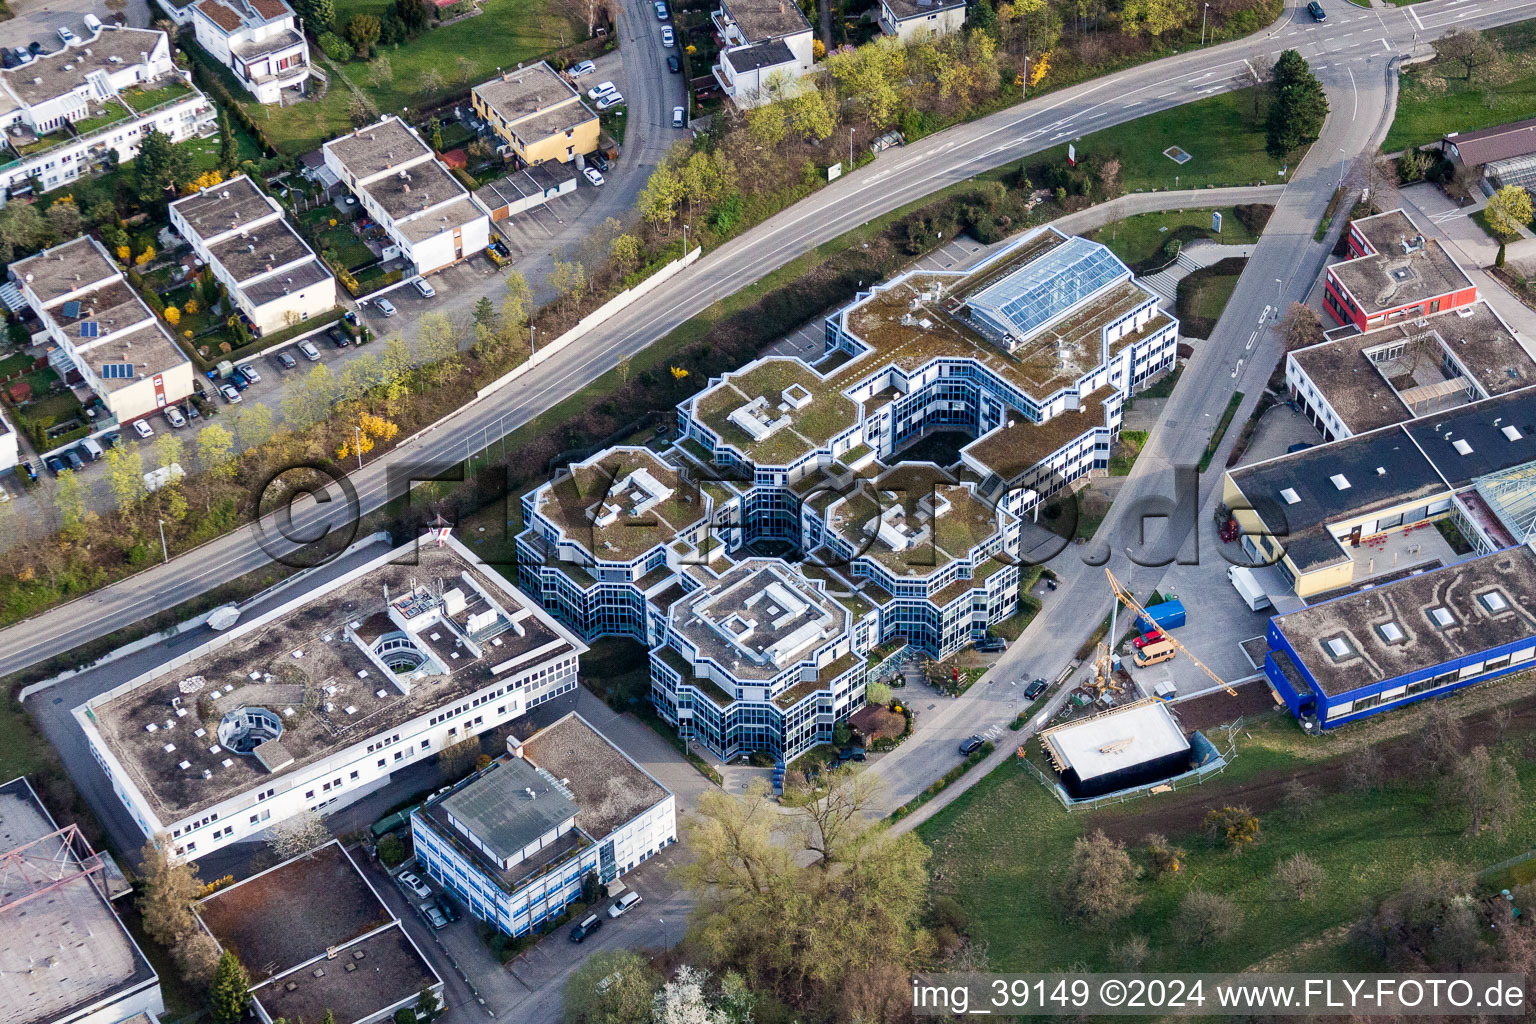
[180, 124, 263, 172]
[1471, 207, 1527, 244]
[1034, 88, 1301, 192]
[917, 679, 1536, 974]
[1181, 269, 1240, 323]
[119, 78, 195, 114]
[1090, 206, 1261, 270]
[1383, 20, 1536, 152]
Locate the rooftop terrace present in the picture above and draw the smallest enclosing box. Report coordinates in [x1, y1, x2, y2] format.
[85, 543, 574, 822]
[823, 463, 1005, 578]
[0, 29, 169, 108]
[721, 0, 811, 39]
[532, 447, 707, 564]
[1274, 541, 1536, 697]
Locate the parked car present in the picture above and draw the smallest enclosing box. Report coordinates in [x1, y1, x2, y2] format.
[667, 54, 680, 73]
[568, 59, 596, 77]
[299, 341, 321, 361]
[654, 1, 668, 18]
[83, 13, 103, 33]
[133, 419, 155, 439]
[1307, 0, 1325, 19]
[274, 351, 297, 370]
[101, 431, 121, 450]
[672, 105, 685, 128]
[328, 326, 350, 348]
[661, 26, 674, 46]
[430, 895, 460, 923]
[164, 406, 187, 429]
[569, 913, 603, 942]
[238, 363, 261, 384]
[28, 42, 44, 55]
[57, 26, 79, 46]
[596, 93, 624, 111]
[589, 152, 609, 172]
[421, 903, 449, 930]
[1024, 678, 1048, 700]
[375, 297, 397, 317]
[587, 81, 617, 101]
[1132, 629, 1165, 650]
[63, 449, 84, 471]
[185, 401, 199, 421]
[413, 278, 435, 298]
[583, 166, 606, 186]
[1, 50, 19, 69]
[79, 438, 104, 461]
[607, 891, 642, 918]
[974, 637, 1006, 652]
[44, 455, 66, 475]
[398, 871, 431, 899]
[219, 383, 242, 403]
[1286, 441, 1314, 453]
[958, 735, 985, 756]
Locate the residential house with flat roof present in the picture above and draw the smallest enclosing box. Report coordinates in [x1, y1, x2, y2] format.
[411, 713, 675, 936]
[1264, 540, 1536, 729]
[191, 0, 309, 104]
[878, 0, 966, 42]
[0, 26, 214, 204]
[74, 532, 586, 862]
[9, 236, 194, 425]
[472, 63, 598, 166]
[710, 0, 815, 107]
[0, 777, 163, 1024]
[169, 174, 337, 335]
[1324, 209, 1477, 331]
[322, 117, 489, 275]
[1287, 301, 1535, 442]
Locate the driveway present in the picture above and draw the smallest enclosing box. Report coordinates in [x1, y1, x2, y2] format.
[8, 0, 155, 52]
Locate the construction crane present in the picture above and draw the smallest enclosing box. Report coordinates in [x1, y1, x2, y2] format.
[1104, 568, 1236, 696]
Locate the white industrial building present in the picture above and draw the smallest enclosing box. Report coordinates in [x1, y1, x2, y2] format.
[322, 117, 489, 276]
[169, 174, 337, 336]
[9, 237, 194, 425]
[190, 0, 310, 105]
[411, 712, 675, 937]
[0, 777, 164, 1024]
[74, 534, 587, 862]
[0, 27, 215, 203]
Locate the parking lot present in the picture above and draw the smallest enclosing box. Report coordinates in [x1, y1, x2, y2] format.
[6, 0, 155, 54]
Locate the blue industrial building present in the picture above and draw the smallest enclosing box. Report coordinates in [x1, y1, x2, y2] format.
[1264, 541, 1536, 728]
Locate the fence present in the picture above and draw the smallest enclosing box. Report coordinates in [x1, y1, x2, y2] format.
[1020, 722, 1242, 812]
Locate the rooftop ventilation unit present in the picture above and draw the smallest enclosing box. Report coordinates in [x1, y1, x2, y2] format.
[1330, 474, 1351, 491]
[1280, 487, 1301, 505]
[1504, 425, 1524, 442]
[1325, 637, 1351, 659]
[1480, 591, 1510, 613]
[1376, 621, 1404, 643]
[1429, 607, 1454, 628]
[1453, 439, 1473, 455]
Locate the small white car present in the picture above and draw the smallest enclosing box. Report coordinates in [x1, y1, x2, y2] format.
[375, 297, 397, 317]
[587, 81, 617, 101]
[672, 106, 686, 128]
[57, 26, 79, 46]
[219, 383, 242, 403]
[583, 166, 605, 187]
[661, 26, 674, 47]
[398, 871, 431, 899]
[132, 419, 154, 439]
[299, 341, 321, 361]
[413, 278, 435, 298]
[654, 1, 668, 18]
[164, 406, 187, 429]
[568, 59, 595, 77]
[607, 891, 642, 918]
[596, 93, 624, 111]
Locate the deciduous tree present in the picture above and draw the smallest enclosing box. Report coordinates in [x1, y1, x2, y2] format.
[1279, 301, 1324, 350]
[345, 14, 381, 58]
[1452, 744, 1520, 840]
[562, 950, 660, 1024]
[1060, 829, 1140, 924]
[1485, 185, 1532, 238]
[1177, 890, 1239, 946]
[133, 129, 193, 206]
[266, 810, 331, 860]
[1274, 852, 1325, 901]
[197, 424, 238, 481]
[104, 443, 147, 511]
[138, 834, 202, 944]
[1435, 28, 1500, 81]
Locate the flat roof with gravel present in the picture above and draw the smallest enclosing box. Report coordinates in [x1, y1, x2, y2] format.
[518, 713, 669, 837]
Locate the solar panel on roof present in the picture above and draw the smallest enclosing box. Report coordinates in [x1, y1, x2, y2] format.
[61, 300, 82, 318]
[78, 320, 99, 338]
[100, 362, 135, 380]
[967, 236, 1130, 341]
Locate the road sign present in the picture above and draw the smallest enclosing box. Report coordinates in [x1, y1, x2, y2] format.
[1212, 211, 1222, 233]
[1067, 143, 1076, 166]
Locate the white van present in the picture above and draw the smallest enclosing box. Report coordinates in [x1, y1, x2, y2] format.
[79, 437, 104, 461]
[83, 13, 103, 33]
[1227, 565, 1273, 612]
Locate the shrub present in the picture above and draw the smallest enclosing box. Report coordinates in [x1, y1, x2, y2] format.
[1203, 805, 1261, 853]
[376, 833, 407, 867]
[318, 31, 354, 61]
[1233, 203, 1273, 235]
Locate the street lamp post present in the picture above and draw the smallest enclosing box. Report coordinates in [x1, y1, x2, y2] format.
[1201, 2, 1209, 45]
[1022, 56, 1029, 100]
[354, 425, 363, 470]
[1275, 277, 1283, 317]
[530, 324, 536, 355]
[158, 519, 168, 564]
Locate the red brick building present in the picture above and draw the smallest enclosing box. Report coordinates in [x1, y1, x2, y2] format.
[1323, 209, 1477, 331]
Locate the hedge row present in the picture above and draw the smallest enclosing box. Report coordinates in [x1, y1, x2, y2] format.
[184, 42, 281, 160]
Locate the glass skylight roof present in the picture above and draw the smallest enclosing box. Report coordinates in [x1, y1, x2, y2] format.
[967, 235, 1129, 341]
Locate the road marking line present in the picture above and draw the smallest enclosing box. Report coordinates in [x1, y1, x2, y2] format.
[1408, 5, 1423, 28]
[1379, 37, 1390, 51]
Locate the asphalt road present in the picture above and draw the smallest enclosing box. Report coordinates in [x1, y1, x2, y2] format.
[3, 0, 1533, 686]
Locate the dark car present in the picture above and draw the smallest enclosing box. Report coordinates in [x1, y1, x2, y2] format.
[63, 449, 84, 472]
[185, 401, 200, 420]
[28, 42, 44, 55]
[2, 50, 19, 69]
[44, 455, 66, 476]
[569, 914, 603, 943]
[667, 54, 680, 73]
[836, 747, 856, 763]
[975, 637, 1006, 653]
[229, 374, 249, 391]
[429, 895, 460, 923]
[1024, 678, 1048, 700]
[1307, 0, 1325, 20]
[590, 152, 609, 172]
[849, 747, 867, 762]
[1286, 441, 1315, 453]
[958, 735, 985, 757]
[274, 351, 297, 370]
[101, 431, 121, 450]
[328, 326, 350, 349]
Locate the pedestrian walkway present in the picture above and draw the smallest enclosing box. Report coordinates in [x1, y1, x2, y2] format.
[1140, 241, 1257, 307]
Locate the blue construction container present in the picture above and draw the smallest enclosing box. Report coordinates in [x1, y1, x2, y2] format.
[1136, 598, 1186, 634]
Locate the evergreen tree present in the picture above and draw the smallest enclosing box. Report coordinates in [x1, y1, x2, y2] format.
[133, 128, 193, 205]
[209, 950, 251, 1024]
[137, 835, 202, 945]
[1264, 50, 1327, 158]
[308, 0, 335, 33]
[217, 110, 238, 171]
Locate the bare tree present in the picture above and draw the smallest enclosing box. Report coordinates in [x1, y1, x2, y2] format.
[1060, 830, 1141, 925]
[790, 765, 879, 868]
[1452, 745, 1520, 840]
[1423, 701, 1464, 774]
[1177, 890, 1239, 946]
[265, 810, 331, 861]
[1345, 743, 1384, 791]
[1279, 302, 1324, 351]
[172, 931, 223, 991]
[437, 734, 481, 778]
[1274, 852, 1325, 901]
[1434, 28, 1501, 81]
[1109, 934, 1150, 972]
[1281, 777, 1317, 823]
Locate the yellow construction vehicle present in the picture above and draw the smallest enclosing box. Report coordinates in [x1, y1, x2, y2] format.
[1105, 568, 1236, 696]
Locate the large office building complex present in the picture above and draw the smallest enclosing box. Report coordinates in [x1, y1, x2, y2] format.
[9, 237, 195, 425]
[0, 27, 215, 203]
[74, 534, 585, 861]
[410, 713, 675, 938]
[519, 225, 1178, 761]
[169, 174, 337, 336]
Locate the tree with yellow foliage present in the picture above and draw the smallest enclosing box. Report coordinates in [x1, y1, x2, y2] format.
[670, 366, 688, 380]
[117, 244, 131, 262]
[185, 298, 199, 315]
[1028, 50, 1050, 87]
[164, 307, 181, 326]
[135, 245, 156, 266]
